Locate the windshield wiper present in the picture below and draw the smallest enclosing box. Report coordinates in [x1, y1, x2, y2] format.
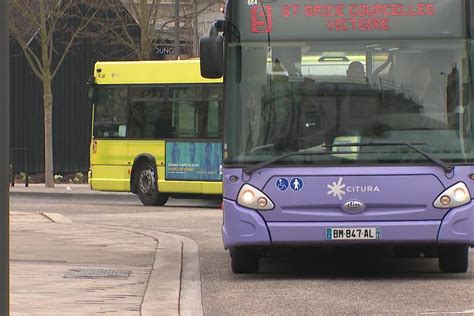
[244, 149, 330, 175]
[244, 142, 452, 175]
[328, 141, 453, 173]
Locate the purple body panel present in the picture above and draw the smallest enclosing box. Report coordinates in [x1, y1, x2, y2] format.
[263, 174, 445, 222]
[222, 166, 474, 248]
[267, 221, 440, 245]
[222, 199, 271, 249]
[438, 203, 474, 244]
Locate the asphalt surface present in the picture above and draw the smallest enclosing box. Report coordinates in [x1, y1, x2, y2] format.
[11, 195, 474, 315]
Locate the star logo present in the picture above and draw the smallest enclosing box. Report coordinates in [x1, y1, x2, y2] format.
[327, 177, 346, 200]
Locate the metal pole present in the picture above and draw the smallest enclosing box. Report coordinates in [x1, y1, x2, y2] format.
[0, 0, 10, 314]
[174, 0, 180, 59]
[24, 149, 28, 188]
[9, 149, 13, 188]
[194, 0, 198, 57]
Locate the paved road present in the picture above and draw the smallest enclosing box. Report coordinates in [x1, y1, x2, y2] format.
[11, 196, 474, 315]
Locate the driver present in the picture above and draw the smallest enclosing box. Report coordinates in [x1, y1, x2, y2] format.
[346, 61, 367, 83]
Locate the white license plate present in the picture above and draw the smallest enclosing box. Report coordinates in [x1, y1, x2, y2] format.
[326, 228, 381, 240]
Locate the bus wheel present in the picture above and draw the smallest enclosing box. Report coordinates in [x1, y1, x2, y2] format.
[439, 246, 469, 273]
[136, 163, 169, 206]
[230, 247, 259, 274]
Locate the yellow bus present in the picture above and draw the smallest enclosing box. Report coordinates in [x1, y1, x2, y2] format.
[88, 60, 223, 206]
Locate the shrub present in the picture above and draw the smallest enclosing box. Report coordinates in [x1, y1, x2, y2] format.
[53, 174, 64, 184]
[74, 172, 84, 183]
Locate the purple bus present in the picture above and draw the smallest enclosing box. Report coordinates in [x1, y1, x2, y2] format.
[200, 0, 474, 273]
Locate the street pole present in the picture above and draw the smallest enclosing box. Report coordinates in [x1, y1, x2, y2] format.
[194, 0, 198, 57]
[174, 0, 180, 59]
[0, 0, 10, 315]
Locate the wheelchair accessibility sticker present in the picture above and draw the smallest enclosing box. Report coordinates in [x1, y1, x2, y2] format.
[276, 178, 289, 191]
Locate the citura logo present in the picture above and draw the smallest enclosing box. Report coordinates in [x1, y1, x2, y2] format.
[327, 177, 380, 200]
[327, 177, 346, 200]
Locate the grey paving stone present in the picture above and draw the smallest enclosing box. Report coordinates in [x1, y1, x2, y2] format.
[10, 213, 157, 315]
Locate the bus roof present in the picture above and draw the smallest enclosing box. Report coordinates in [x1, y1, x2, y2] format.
[94, 59, 222, 85]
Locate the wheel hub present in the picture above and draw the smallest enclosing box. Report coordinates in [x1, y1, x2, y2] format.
[139, 168, 155, 195]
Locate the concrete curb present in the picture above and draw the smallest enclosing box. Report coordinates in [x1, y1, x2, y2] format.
[113, 228, 204, 316]
[140, 231, 182, 316]
[10, 190, 139, 204]
[179, 236, 203, 316]
[42, 213, 203, 316]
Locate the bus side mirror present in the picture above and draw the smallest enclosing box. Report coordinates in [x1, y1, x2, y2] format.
[200, 23, 224, 79]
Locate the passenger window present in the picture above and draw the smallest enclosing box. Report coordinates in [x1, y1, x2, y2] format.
[94, 87, 128, 138]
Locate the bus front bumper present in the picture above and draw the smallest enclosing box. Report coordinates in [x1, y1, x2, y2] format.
[222, 200, 474, 249]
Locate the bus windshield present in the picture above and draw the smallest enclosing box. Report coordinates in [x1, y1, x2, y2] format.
[224, 0, 474, 167]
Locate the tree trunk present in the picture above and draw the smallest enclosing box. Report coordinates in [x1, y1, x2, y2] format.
[43, 77, 54, 188]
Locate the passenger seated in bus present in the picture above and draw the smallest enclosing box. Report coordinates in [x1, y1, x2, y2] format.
[346, 61, 367, 83]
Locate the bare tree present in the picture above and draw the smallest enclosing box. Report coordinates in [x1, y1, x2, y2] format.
[9, 0, 98, 187]
[91, 0, 223, 61]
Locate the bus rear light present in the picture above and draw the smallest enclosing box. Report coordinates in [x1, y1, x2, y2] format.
[434, 182, 471, 209]
[237, 184, 274, 211]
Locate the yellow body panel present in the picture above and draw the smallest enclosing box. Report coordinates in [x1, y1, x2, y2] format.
[202, 182, 224, 195]
[94, 60, 222, 85]
[90, 165, 130, 192]
[89, 140, 130, 191]
[90, 60, 223, 195]
[90, 139, 221, 194]
[90, 139, 131, 191]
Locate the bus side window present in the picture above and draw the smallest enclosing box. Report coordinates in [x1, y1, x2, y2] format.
[170, 86, 202, 138]
[94, 87, 128, 138]
[154, 104, 173, 138]
[128, 102, 145, 138]
[206, 85, 223, 138]
[207, 100, 221, 138]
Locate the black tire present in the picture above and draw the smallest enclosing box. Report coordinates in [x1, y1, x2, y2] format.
[439, 246, 469, 273]
[136, 163, 169, 206]
[230, 247, 259, 274]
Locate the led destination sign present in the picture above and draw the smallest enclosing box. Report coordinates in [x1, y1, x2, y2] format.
[282, 3, 437, 18]
[280, 3, 436, 32]
[242, 0, 464, 40]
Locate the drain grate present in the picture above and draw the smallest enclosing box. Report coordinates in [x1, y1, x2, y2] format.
[64, 268, 131, 279]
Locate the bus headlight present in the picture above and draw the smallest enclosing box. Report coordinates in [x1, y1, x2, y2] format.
[237, 184, 274, 211]
[434, 182, 471, 209]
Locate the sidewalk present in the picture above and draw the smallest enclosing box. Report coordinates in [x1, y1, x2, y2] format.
[10, 211, 202, 315]
[9, 183, 140, 204]
[9, 183, 221, 208]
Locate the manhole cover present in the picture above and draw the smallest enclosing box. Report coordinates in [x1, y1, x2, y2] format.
[64, 268, 131, 279]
